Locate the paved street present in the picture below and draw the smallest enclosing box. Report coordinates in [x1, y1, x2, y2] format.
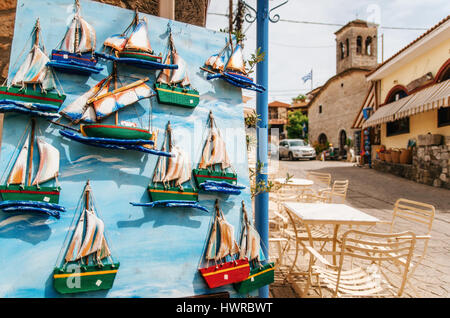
[268, 159, 450, 298]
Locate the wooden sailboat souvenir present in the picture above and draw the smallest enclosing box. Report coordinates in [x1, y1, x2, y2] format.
[154, 30, 199, 108]
[96, 9, 178, 71]
[234, 201, 274, 294]
[47, 0, 103, 75]
[192, 111, 245, 195]
[53, 180, 119, 294]
[198, 199, 250, 288]
[0, 19, 66, 119]
[130, 121, 207, 212]
[57, 63, 171, 156]
[200, 38, 265, 93]
[0, 119, 65, 219]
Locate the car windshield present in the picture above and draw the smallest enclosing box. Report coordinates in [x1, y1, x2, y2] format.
[289, 140, 306, 147]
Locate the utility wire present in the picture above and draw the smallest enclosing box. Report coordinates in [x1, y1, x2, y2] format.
[208, 12, 428, 30]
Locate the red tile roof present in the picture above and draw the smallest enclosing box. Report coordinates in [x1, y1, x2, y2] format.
[269, 101, 291, 108]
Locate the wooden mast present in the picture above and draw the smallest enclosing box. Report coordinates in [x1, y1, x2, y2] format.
[26, 119, 36, 187]
[113, 63, 119, 126]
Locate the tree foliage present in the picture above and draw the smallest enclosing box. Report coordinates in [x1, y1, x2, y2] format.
[287, 110, 308, 139]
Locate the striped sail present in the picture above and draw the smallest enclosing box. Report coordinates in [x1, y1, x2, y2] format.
[225, 45, 246, 74]
[7, 135, 30, 186]
[32, 138, 59, 186]
[59, 78, 107, 123]
[103, 34, 127, 52]
[92, 81, 152, 120]
[124, 20, 152, 52]
[216, 218, 239, 260]
[170, 52, 187, 84]
[208, 131, 231, 169]
[59, 18, 77, 53]
[163, 146, 183, 182]
[11, 45, 52, 87]
[77, 16, 96, 53]
[212, 54, 226, 71]
[176, 147, 192, 186]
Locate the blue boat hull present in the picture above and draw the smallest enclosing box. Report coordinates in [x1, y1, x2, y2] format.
[95, 52, 178, 70]
[59, 130, 172, 157]
[130, 200, 209, 213]
[48, 50, 103, 75]
[0, 200, 66, 219]
[206, 72, 266, 93]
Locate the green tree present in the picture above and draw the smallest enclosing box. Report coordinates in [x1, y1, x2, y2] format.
[287, 110, 308, 139]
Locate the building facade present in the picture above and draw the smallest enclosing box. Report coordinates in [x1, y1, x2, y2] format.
[307, 20, 378, 154]
[269, 100, 290, 139]
[356, 15, 450, 188]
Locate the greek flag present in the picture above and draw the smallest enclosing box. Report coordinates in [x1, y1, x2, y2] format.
[302, 70, 312, 83]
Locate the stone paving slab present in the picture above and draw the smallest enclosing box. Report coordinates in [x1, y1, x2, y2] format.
[268, 159, 450, 298]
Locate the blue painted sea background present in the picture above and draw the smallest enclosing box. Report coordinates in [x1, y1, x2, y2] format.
[0, 0, 254, 298]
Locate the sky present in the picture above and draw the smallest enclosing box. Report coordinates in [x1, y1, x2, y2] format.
[205, 0, 450, 104]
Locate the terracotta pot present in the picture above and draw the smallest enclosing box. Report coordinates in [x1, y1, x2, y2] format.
[379, 152, 385, 161]
[385, 152, 392, 162]
[400, 148, 412, 164]
[391, 149, 400, 163]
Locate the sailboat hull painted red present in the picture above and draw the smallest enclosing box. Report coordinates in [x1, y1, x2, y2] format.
[199, 258, 250, 289]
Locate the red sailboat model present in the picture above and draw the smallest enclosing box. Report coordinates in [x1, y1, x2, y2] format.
[198, 199, 249, 289]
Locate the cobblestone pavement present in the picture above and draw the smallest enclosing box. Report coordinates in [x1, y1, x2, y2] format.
[267, 159, 450, 298]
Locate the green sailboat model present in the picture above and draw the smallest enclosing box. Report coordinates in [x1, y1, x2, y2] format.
[155, 30, 199, 108]
[0, 19, 66, 119]
[192, 111, 244, 195]
[53, 180, 119, 294]
[234, 201, 275, 294]
[130, 121, 208, 212]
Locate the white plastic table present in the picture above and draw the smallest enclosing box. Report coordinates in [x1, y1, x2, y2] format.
[283, 202, 380, 265]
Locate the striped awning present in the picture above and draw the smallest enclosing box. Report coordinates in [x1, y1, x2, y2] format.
[363, 79, 450, 128]
[363, 94, 413, 127]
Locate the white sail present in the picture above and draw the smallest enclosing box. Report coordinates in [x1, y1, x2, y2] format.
[88, 214, 105, 257]
[124, 20, 152, 52]
[225, 45, 246, 74]
[216, 217, 239, 260]
[103, 34, 127, 52]
[76, 209, 97, 260]
[59, 77, 107, 123]
[208, 131, 231, 169]
[77, 16, 96, 53]
[180, 74, 191, 87]
[170, 52, 187, 84]
[93, 81, 152, 120]
[205, 220, 218, 261]
[7, 135, 29, 186]
[198, 133, 212, 170]
[176, 148, 192, 186]
[152, 150, 167, 183]
[11, 46, 51, 86]
[59, 18, 77, 53]
[32, 138, 59, 186]
[163, 146, 183, 182]
[64, 210, 85, 263]
[212, 54, 225, 71]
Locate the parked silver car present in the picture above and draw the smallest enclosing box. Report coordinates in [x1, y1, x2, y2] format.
[279, 139, 316, 160]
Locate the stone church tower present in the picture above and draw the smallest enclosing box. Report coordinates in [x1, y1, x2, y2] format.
[335, 19, 378, 74]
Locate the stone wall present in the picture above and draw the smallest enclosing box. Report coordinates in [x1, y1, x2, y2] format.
[0, 0, 208, 83]
[414, 139, 450, 189]
[373, 135, 450, 189]
[308, 69, 372, 148]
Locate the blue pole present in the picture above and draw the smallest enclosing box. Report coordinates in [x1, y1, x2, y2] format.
[255, 0, 269, 299]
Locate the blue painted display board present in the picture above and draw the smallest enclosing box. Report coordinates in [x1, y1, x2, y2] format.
[0, 0, 252, 297]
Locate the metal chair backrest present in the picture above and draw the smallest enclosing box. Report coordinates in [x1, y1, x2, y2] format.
[391, 198, 435, 236]
[306, 171, 331, 188]
[337, 230, 416, 297]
